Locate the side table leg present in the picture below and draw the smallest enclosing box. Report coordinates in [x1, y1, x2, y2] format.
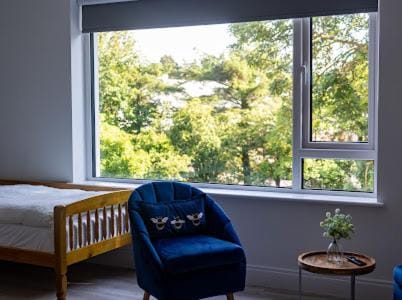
[299, 266, 302, 300]
[351, 274, 355, 300]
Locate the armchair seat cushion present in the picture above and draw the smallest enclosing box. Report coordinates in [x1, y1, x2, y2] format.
[153, 234, 244, 274]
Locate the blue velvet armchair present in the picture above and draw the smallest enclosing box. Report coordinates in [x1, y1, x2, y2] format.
[394, 266, 402, 299]
[128, 181, 246, 300]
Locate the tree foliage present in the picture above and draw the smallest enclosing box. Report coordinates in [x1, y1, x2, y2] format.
[98, 15, 374, 192]
[312, 14, 369, 142]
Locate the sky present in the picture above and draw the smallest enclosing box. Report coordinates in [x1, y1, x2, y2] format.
[131, 23, 235, 64]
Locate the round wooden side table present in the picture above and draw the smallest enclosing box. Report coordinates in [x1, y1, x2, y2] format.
[298, 251, 376, 300]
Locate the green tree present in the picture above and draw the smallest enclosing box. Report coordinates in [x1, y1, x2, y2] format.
[100, 120, 145, 178]
[133, 130, 191, 180]
[312, 14, 369, 142]
[169, 99, 226, 182]
[182, 53, 274, 184]
[98, 32, 182, 134]
[100, 116, 190, 179]
[98, 32, 190, 179]
[303, 159, 373, 192]
[226, 20, 293, 187]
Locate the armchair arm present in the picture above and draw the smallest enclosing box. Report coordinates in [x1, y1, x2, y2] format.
[129, 209, 164, 270]
[204, 195, 241, 246]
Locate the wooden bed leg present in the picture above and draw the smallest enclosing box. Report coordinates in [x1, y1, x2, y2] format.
[226, 293, 234, 300]
[143, 291, 150, 300]
[56, 271, 67, 300]
[55, 205, 68, 300]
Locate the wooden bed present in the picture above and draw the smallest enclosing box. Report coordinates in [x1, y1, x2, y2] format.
[0, 179, 133, 300]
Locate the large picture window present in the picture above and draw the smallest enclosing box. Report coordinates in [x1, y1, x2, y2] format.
[90, 13, 377, 194]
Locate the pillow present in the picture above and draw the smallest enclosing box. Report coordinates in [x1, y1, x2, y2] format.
[140, 198, 206, 239]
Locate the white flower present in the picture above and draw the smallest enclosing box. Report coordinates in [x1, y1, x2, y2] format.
[326, 212, 331, 218]
[335, 208, 341, 214]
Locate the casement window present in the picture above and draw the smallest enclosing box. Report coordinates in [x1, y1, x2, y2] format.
[83, 0, 378, 195]
[293, 13, 377, 194]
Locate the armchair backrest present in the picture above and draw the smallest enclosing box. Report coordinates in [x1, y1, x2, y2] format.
[128, 181, 205, 210]
[128, 181, 241, 247]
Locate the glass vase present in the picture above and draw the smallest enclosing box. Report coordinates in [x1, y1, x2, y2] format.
[327, 238, 343, 264]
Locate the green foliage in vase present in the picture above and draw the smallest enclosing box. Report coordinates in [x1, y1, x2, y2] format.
[320, 208, 355, 241]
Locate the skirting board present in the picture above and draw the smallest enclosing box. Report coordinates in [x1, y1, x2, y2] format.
[90, 250, 392, 299]
[247, 264, 393, 300]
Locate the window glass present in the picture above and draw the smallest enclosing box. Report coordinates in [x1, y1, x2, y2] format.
[94, 13, 377, 194]
[311, 13, 370, 143]
[97, 20, 293, 187]
[303, 159, 374, 192]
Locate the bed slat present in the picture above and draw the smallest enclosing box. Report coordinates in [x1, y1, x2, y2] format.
[102, 206, 107, 240]
[78, 213, 83, 248]
[68, 216, 74, 251]
[125, 203, 129, 233]
[95, 208, 99, 242]
[110, 205, 115, 237]
[118, 204, 122, 235]
[86, 211, 91, 246]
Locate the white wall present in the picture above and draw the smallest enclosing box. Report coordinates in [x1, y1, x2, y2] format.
[0, 0, 401, 299]
[70, 0, 89, 182]
[0, 0, 86, 182]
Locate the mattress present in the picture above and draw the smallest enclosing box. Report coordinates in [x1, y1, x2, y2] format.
[0, 224, 54, 252]
[0, 184, 107, 228]
[0, 208, 130, 253]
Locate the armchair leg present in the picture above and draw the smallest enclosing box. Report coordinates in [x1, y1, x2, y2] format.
[143, 291, 150, 300]
[226, 293, 234, 300]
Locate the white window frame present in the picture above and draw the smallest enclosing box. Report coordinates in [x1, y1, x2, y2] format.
[292, 14, 377, 195]
[87, 13, 378, 197]
[89, 34, 101, 178]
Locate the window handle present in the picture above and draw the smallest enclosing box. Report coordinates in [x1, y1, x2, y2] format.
[301, 64, 309, 86]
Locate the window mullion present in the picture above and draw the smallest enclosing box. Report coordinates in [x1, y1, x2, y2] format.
[292, 18, 306, 191]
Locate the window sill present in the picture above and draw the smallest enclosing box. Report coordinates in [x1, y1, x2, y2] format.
[77, 180, 382, 207]
[203, 188, 382, 207]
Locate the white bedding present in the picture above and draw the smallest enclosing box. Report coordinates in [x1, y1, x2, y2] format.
[0, 184, 107, 228]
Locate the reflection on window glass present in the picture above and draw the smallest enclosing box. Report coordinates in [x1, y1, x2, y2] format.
[311, 13, 370, 143]
[97, 20, 293, 187]
[303, 159, 374, 192]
